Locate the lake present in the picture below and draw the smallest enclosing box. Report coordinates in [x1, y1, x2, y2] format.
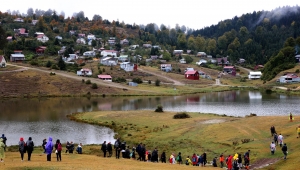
[1, 90, 299, 146]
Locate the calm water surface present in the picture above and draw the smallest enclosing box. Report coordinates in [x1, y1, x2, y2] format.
[1, 91, 299, 146]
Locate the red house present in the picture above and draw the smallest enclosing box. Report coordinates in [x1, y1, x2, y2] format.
[36, 46, 47, 54]
[185, 70, 199, 80]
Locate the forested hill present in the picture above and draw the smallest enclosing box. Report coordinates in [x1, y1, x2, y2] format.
[191, 6, 300, 65]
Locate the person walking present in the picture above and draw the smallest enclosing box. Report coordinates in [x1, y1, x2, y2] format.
[151, 148, 158, 162]
[69, 141, 74, 153]
[176, 152, 182, 164]
[42, 139, 47, 153]
[19, 137, 26, 161]
[270, 126, 276, 136]
[278, 134, 284, 147]
[238, 153, 243, 169]
[101, 141, 107, 157]
[289, 112, 293, 122]
[282, 143, 288, 160]
[0, 138, 5, 162]
[26, 137, 34, 161]
[107, 142, 112, 157]
[274, 133, 278, 145]
[270, 141, 276, 155]
[65, 141, 70, 153]
[244, 150, 250, 165]
[76, 143, 82, 154]
[226, 155, 233, 170]
[212, 157, 218, 167]
[114, 139, 121, 159]
[45, 137, 53, 161]
[191, 153, 198, 166]
[219, 153, 224, 168]
[202, 152, 207, 167]
[1, 134, 7, 151]
[54, 139, 62, 161]
[160, 151, 166, 163]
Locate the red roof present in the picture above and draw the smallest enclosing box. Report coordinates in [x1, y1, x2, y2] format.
[19, 28, 26, 34]
[98, 75, 112, 79]
[224, 66, 234, 68]
[185, 71, 197, 75]
[285, 74, 299, 78]
[0, 56, 5, 62]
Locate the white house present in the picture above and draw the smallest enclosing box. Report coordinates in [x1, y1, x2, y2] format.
[120, 39, 129, 45]
[100, 57, 118, 66]
[197, 52, 207, 57]
[179, 58, 186, 64]
[161, 64, 172, 72]
[279, 74, 300, 83]
[83, 51, 96, 57]
[0, 56, 7, 67]
[248, 71, 262, 80]
[118, 55, 129, 62]
[76, 38, 86, 44]
[87, 34, 96, 40]
[65, 54, 78, 62]
[14, 18, 24, 22]
[196, 59, 207, 65]
[32, 20, 38, 25]
[101, 50, 118, 57]
[37, 35, 49, 43]
[129, 45, 139, 50]
[120, 62, 135, 72]
[10, 54, 25, 62]
[98, 75, 112, 81]
[173, 50, 183, 55]
[55, 36, 62, 40]
[77, 68, 92, 76]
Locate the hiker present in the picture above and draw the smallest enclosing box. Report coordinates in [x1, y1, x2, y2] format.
[289, 112, 293, 122]
[42, 139, 47, 153]
[1, 134, 7, 151]
[160, 151, 166, 163]
[278, 134, 284, 147]
[147, 150, 151, 161]
[233, 158, 239, 170]
[55, 139, 62, 161]
[76, 143, 82, 154]
[107, 142, 112, 157]
[176, 152, 182, 164]
[191, 153, 198, 166]
[69, 141, 75, 153]
[0, 138, 5, 162]
[45, 137, 53, 161]
[270, 141, 276, 155]
[185, 155, 192, 165]
[141, 144, 146, 161]
[297, 125, 300, 138]
[65, 141, 70, 153]
[101, 141, 107, 157]
[151, 148, 158, 162]
[169, 153, 175, 164]
[226, 155, 233, 170]
[212, 157, 218, 167]
[282, 143, 288, 160]
[26, 137, 34, 161]
[19, 137, 26, 161]
[270, 126, 276, 136]
[125, 146, 131, 159]
[274, 133, 278, 145]
[238, 153, 243, 169]
[120, 141, 126, 158]
[114, 138, 121, 159]
[130, 147, 136, 159]
[202, 152, 207, 167]
[244, 150, 250, 165]
[219, 153, 224, 168]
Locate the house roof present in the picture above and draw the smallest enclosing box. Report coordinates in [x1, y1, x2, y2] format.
[7, 36, 12, 40]
[81, 68, 91, 72]
[0, 56, 5, 62]
[185, 71, 197, 74]
[217, 57, 228, 62]
[11, 54, 25, 57]
[284, 74, 299, 78]
[224, 66, 234, 69]
[102, 50, 117, 53]
[98, 75, 112, 79]
[161, 64, 171, 67]
[14, 50, 23, 53]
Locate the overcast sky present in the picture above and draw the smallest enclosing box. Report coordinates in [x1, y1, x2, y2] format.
[0, 0, 299, 30]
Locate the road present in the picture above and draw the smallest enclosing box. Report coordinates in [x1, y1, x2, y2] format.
[138, 68, 184, 86]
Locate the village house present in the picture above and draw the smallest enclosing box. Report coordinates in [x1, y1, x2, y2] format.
[36, 46, 47, 54]
[37, 34, 49, 43]
[69, 30, 76, 35]
[197, 52, 207, 57]
[118, 55, 129, 62]
[55, 36, 62, 40]
[6, 36, 12, 42]
[198, 70, 206, 78]
[120, 39, 129, 45]
[150, 55, 159, 60]
[248, 71, 262, 80]
[0, 55, 7, 67]
[173, 50, 183, 55]
[77, 68, 92, 76]
[78, 33, 86, 38]
[161, 64, 172, 72]
[223, 66, 236, 76]
[10, 50, 25, 62]
[152, 45, 161, 50]
[87, 34, 96, 40]
[238, 58, 246, 64]
[129, 45, 139, 50]
[58, 46, 66, 56]
[100, 57, 118, 66]
[210, 59, 217, 64]
[13, 18, 24, 22]
[185, 70, 199, 80]
[83, 51, 96, 57]
[98, 75, 112, 81]
[295, 55, 300, 63]
[101, 50, 118, 57]
[14, 28, 28, 37]
[217, 57, 230, 66]
[143, 44, 152, 48]
[179, 58, 186, 64]
[76, 38, 86, 44]
[196, 59, 207, 66]
[64, 54, 78, 62]
[120, 62, 137, 72]
[279, 74, 300, 83]
[32, 20, 38, 25]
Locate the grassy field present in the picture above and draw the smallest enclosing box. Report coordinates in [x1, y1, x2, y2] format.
[67, 110, 300, 170]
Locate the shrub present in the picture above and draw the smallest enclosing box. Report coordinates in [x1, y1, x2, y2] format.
[113, 77, 126, 83]
[240, 77, 247, 82]
[86, 80, 91, 84]
[296, 69, 300, 73]
[51, 64, 59, 70]
[102, 68, 105, 72]
[173, 112, 191, 119]
[49, 72, 56, 76]
[132, 77, 143, 84]
[46, 60, 52, 67]
[155, 79, 161, 86]
[155, 105, 163, 112]
[30, 60, 38, 66]
[91, 83, 98, 89]
[82, 79, 85, 83]
[148, 80, 152, 84]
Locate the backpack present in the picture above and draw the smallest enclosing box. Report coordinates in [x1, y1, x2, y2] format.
[192, 157, 196, 162]
[57, 143, 62, 151]
[176, 155, 180, 161]
[185, 160, 189, 165]
[114, 141, 119, 148]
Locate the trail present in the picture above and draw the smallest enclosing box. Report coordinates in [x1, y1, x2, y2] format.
[138, 68, 184, 85]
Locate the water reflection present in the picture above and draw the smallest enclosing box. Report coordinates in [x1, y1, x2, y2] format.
[1, 91, 300, 145]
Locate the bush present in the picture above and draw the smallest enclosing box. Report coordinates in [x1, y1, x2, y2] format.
[82, 79, 85, 83]
[155, 105, 163, 112]
[30, 60, 38, 66]
[91, 83, 98, 89]
[113, 77, 127, 83]
[155, 79, 161, 86]
[296, 69, 300, 73]
[148, 80, 152, 84]
[86, 80, 91, 84]
[132, 77, 143, 84]
[51, 64, 59, 70]
[49, 72, 56, 76]
[173, 112, 191, 119]
[46, 60, 52, 67]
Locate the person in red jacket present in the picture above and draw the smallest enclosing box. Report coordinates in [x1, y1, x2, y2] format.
[226, 155, 233, 170]
[191, 153, 198, 166]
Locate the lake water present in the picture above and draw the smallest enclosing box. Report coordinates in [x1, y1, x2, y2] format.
[1, 90, 299, 146]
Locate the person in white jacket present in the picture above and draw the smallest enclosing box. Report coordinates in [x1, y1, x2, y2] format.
[278, 134, 284, 147]
[270, 141, 276, 155]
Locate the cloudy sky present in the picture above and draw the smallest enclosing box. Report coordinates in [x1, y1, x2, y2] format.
[0, 0, 299, 30]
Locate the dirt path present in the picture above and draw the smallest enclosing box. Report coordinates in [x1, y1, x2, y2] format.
[6, 64, 154, 93]
[138, 68, 184, 85]
[250, 158, 281, 169]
